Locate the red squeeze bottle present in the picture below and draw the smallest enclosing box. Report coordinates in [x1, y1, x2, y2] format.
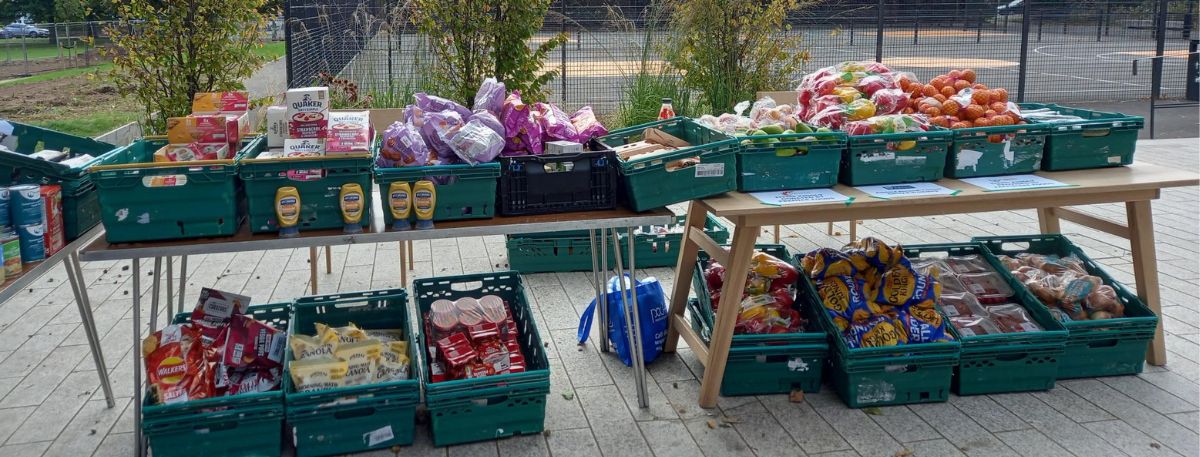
[658, 98, 675, 120]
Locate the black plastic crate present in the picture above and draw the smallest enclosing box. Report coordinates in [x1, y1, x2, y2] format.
[498, 150, 618, 216]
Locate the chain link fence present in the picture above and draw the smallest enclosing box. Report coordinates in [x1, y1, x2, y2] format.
[285, 0, 1199, 114]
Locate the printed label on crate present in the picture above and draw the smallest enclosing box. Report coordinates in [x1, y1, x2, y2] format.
[854, 182, 957, 199]
[894, 156, 927, 165]
[787, 357, 810, 372]
[856, 380, 897, 404]
[141, 175, 188, 188]
[286, 169, 325, 181]
[751, 188, 851, 206]
[1106, 156, 1122, 164]
[365, 425, 394, 447]
[859, 152, 895, 163]
[694, 163, 724, 178]
[959, 174, 1073, 192]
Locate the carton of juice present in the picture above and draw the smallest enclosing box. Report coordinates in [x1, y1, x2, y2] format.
[286, 87, 329, 139]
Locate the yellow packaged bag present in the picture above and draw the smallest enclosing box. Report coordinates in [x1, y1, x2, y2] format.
[364, 328, 404, 343]
[335, 339, 382, 386]
[290, 332, 339, 360]
[289, 358, 348, 393]
[315, 322, 369, 343]
[375, 341, 410, 383]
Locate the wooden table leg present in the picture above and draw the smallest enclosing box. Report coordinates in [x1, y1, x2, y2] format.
[407, 240, 415, 270]
[1127, 200, 1167, 365]
[826, 222, 834, 235]
[309, 246, 319, 295]
[1038, 208, 1061, 233]
[664, 202, 709, 353]
[325, 245, 333, 273]
[699, 221, 759, 408]
[773, 225, 780, 244]
[849, 219, 858, 242]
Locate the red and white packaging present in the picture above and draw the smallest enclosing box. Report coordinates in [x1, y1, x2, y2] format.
[39, 185, 64, 257]
[326, 110, 374, 155]
[157, 143, 229, 162]
[167, 115, 230, 145]
[221, 314, 284, 369]
[286, 87, 330, 139]
[143, 324, 214, 405]
[284, 138, 324, 157]
[192, 91, 250, 114]
[222, 112, 250, 150]
[190, 288, 251, 342]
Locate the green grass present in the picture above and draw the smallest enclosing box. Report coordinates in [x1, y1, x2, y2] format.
[0, 63, 112, 87]
[0, 40, 93, 61]
[255, 41, 286, 60]
[29, 111, 140, 138]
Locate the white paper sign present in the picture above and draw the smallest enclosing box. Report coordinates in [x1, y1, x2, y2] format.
[854, 182, 958, 199]
[750, 188, 852, 206]
[959, 174, 1073, 192]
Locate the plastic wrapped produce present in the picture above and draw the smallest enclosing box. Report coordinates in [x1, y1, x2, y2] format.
[415, 92, 472, 120]
[533, 102, 579, 141]
[571, 106, 608, 143]
[473, 77, 507, 115]
[870, 88, 909, 115]
[422, 110, 464, 162]
[842, 114, 930, 136]
[449, 118, 505, 165]
[469, 110, 505, 137]
[379, 121, 430, 168]
[499, 91, 544, 156]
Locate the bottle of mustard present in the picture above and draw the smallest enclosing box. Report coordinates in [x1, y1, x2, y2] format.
[275, 186, 301, 238]
[388, 181, 413, 231]
[413, 180, 436, 230]
[339, 183, 365, 234]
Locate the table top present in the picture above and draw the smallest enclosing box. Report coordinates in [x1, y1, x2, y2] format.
[0, 225, 102, 303]
[79, 206, 676, 261]
[700, 162, 1199, 219]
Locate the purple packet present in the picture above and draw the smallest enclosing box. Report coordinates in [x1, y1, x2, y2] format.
[415, 92, 472, 120]
[533, 102, 579, 141]
[380, 121, 430, 167]
[469, 110, 504, 137]
[570, 106, 608, 143]
[421, 110, 464, 162]
[449, 118, 505, 165]
[473, 77, 507, 116]
[499, 91, 544, 156]
[403, 104, 426, 127]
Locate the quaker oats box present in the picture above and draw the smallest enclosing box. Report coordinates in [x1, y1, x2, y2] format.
[284, 138, 325, 157]
[286, 87, 330, 139]
[326, 110, 374, 155]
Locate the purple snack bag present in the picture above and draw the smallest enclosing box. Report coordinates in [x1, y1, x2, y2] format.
[415, 92, 472, 120]
[380, 121, 430, 168]
[571, 106, 608, 143]
[473, 77, 507, 115]
[499, 91, 544, 156]
[403, 104, 426, 127]
[533, 102, 579, 141]
[449, 118, 505, 165]
[421, 110, 463, 162]
[469, 110, 504, 137]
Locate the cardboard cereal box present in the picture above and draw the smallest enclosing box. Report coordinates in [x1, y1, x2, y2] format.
[266, 106, 287, 148]
[326, 110, 374, 155]
[192, 91, 250, 114]
[286, 87, 329, 139]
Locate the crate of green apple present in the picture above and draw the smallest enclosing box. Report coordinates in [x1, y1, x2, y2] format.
[735, 123, 848, 192]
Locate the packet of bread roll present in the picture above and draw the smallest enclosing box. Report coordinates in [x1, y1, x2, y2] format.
[315, 322, 369, 343]
[289, 358, 348, 393]
[375, 341, 411, 383]
[336, 339, 382, 386]
[364, 328, 404, 343]
[290, 332, 338, 360]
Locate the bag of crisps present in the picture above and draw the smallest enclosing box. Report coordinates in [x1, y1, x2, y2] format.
[222, 314, 284, 369]
[143, 324, 215, 404]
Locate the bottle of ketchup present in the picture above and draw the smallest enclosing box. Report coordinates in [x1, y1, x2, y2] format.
[658, 98, 675, 120]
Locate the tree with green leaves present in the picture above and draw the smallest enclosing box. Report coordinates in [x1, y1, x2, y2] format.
[2, 0, 54, 23]
[54, 0, 87, 22]
[410, 0, 566, 106]
[101, 0, 268, 133]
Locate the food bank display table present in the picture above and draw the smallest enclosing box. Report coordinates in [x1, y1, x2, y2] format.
[664, 162, 1199, 408]
[76, 197, 673, 457]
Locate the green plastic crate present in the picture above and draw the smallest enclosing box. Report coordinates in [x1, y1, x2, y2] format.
[90, 137, 249, 243]
[0, 121, 122, 240]
[737, 131, 846, 191]
[412, 272, 551, 447]
[974, 234, 1158, 379]
[687, 244, 829, 396]
[1019, 103, 1144, 171]
[240, 140, 373, 234]
[798, 266, 960, 408]
[374, 162, 500, 226]
[841, 129, 952, 186]
[945, 123, 1049, 178]
[598, 117, 738, 212]
[505, 214, 729, 273]
[902, 242, 1068, 395]
[284, 288, 420, 457]
[142, 303, 291, 457]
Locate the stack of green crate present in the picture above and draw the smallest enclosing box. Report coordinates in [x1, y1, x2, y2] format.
[413, 272, 551, 446]
[597, 117, 738, 211]
[1018, 103, 1144, 171]
[142, 303, 290, 457]
[737, 131, 847, 191]
[284, 289, 420, 457]
[902, 242, 1068, 395]
[944, 123, 1050, 178]
[240, 139, 374, 234]
[975, 234, 1159, 378]
[505, 214, 730, 274]
[375, 158, 501, 227]
[0, 121, 122, 240]
[799, 266, 960, 408]
[841, 128, 952, 186]
[687, 244, 828, 396]
[90, 136, 252, 243]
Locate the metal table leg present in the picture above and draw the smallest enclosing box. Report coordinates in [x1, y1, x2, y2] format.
[148, 258, 162, 332]
[65, 251, 114, 407]
[598, 228, 610, 352]
[132, 258, 145, 457]
[610, 229, 649, 408]
[589, 229, 609, 352]
[178, 256, 187, 306]
[624, 226, 649, 406]
[166, 257, 174, 318]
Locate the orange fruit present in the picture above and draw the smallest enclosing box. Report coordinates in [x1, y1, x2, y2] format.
[941, 86, 955, 97]
[930, 77, 947, 90]
[942, 99, 961, 115]
[984, 109, 998, 118]
[934, 94, 948, 103]
[992, 88, 1009, 103]
[902, 107, 914, 114]
[953, 80, 970, 91]
[922, 85, 938, 97]
[988, 134, 1005, 143]
[950, 121, 973, 129]
[974, 117, 992, 127]
[989, 102, 1007, 113]
[963, 104, 985, 120]
[972, 83, 988, 90]
[923, 107, 942, 117]
[962, 69, 977, 83]
[971, 90, 991, 105]
[948, 69, 963, 80]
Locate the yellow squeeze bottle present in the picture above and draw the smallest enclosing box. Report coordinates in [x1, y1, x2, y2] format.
[339, 183, 365, 234]
[275, 187, 301, 238]
[387, 182, 413, 231]
[413, 180, 436, 230]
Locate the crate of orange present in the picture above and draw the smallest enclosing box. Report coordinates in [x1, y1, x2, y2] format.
[900, 70, 1050, 179]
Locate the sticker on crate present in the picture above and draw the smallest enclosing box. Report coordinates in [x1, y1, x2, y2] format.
[694, 162, 724, 177]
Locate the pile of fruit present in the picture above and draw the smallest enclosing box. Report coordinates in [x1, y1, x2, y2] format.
[997, 253, 1127, 322]
[898, 69, 1024, 131]
[796, 61, 912, 130]
[702, 250, 806, 335]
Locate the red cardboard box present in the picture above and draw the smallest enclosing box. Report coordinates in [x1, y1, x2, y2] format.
[40, 185, 64, 255]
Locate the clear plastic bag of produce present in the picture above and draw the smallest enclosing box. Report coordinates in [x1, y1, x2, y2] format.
[415, 92, 472, 120]
[570, 105, 608, 143]
[533, 102, 579, 141]
[500, 91, 544, 156]
[379, 121, 429, 167]
[449, 118, 505, 165]
[473, 77, 507, 115]
[842, 114, 929, 136]
[870, 88, 909, 115]
[469, 110, 504, 137]
[422, 110, 464, 162]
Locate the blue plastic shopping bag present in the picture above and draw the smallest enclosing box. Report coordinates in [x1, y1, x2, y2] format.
[577, 275, 669, 367]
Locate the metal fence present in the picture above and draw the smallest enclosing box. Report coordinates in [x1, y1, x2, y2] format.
[285, 0, 1199, 113]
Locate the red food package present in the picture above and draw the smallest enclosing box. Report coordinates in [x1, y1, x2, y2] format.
[480, 295, 508, 324]
[436, 333, 477, 369]
[478, 342, 511, 375]
[224, 367, 281, 396]
[769, 288, 795, 309]
[455, 297, 486, 327]
[429, 361, 448, 383]
[143, 324, 215, 404]
[429, 300, 459, 335]
[190, 288, 251, 342]
[704, 261, 726, 292]
[463, 359, 495, 379]
[222, 314, 284, 369]
[467, 321, 500, 345]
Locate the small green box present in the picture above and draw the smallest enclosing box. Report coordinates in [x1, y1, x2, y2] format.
[1019, 103, 1144, 171]
[142, 303, 291, 457]
[284, 289, 420, 457]
[598, 117, 738, 212]
[974, 234, 1158, 379]
[0, 121, 122, 240]
[374, 162, 500, 226]
[240, 139, 373, 234]
[90, 138, 248, 243]
[840, 129, 952, 186]
[412, 272, 551, 447]
[737, 131, 846, 191]
[505, 215, 729, 273]
[945, 124, 1049, 178]
[901, 242, 1068, 395]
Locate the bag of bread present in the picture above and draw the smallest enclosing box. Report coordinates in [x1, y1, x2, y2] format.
[289, 358, 349, 392]
[336, 339, 383, 386]
[364, 328, 404, 343]
[315, 322, 369, 343]
[143, 324, 215, 404]
[290, 331, 338, 360]
[374, 341, 411, 383]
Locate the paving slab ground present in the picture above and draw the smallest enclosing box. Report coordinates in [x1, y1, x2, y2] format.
[0, 138, 1195, 457]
